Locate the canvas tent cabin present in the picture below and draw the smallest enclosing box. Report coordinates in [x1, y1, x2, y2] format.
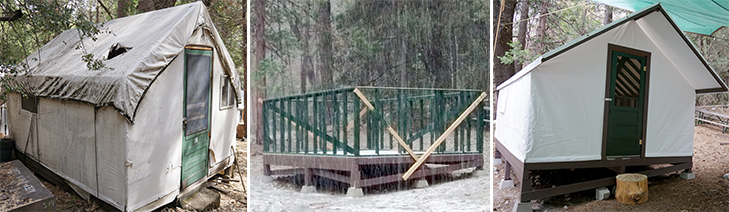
[5, 2, 242, 211]
[494, 3, 727, 202]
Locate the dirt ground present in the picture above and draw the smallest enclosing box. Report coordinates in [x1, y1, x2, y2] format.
[248, 139, 490, 212]
[493, 124, 729, 211]
[31, 138, 248, 212]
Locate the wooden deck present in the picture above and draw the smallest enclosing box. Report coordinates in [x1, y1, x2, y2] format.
[263, 153, 484, 188]
[262, 87, 488, 190]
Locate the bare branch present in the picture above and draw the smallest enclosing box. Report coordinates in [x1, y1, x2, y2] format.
[0, 10, 22, 22]
[96, 0, 114, 20]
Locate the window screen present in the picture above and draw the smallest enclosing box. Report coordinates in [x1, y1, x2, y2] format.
[185, 49, 212, 135]
[21, 95, 37, 113]
[614, 56, 642, 108]
[221, 75, 235, 109]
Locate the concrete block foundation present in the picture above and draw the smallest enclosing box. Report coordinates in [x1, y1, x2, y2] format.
[596, 187, 610, 200]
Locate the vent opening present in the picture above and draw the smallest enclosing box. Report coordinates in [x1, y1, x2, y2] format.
[108, 43, 132, 60]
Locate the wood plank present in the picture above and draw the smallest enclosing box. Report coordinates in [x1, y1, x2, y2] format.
[360, 160, 482, 187]
[696, 109, 729, 119]
[522, 176, 616, 201]
[495, 138, 525, 182]
[695, 117, 729, 128]
[402, 92, 488, 180]
[269, 168, 305, 176]
[524, 156, 692, 170]
[355, 153, 483, 165]
[311, 169, 350, 183]
[263, 154, 357, 171]
[638, 162, 691, 177]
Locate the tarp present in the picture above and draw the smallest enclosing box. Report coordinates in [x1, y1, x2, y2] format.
[495, 4, 726, 163]
[9, 2, 241, 123]
[594, 0, 729, 35]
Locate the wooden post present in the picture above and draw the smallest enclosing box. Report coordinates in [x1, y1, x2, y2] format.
[616, 173, 648, 204]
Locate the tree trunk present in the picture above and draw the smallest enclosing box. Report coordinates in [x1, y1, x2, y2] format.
[317, 0, 334, 90]
[138, 0, 154, 12]
[138, 0, 178, 12]
[300, 23, 312, 94]
[253, 0, 267, 144]
[616, 173, 649, 205]
[95, 3, 100, 23]
[117, 0, 130, 18]
[428, 0, 451, 89]
[493, 0, 517, 87]
[516, 0, 529, 71]
[397, 1, 408, 87]
[536, 0, 548, 54]
[603, 4, 613, 25]
[241, 0, 247, 136]
[288, 1, 312, 94]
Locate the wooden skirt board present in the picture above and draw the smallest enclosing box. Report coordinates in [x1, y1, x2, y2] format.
[494, 138, 692, 202]
[262, 153, 484, 189]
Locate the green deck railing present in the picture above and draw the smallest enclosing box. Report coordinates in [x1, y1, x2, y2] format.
[262, 87, 488, 156]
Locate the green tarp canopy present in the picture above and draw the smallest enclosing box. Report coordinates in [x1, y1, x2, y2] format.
[594, 0, 729, 35]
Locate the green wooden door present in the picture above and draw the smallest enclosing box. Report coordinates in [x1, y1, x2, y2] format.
[606, 50, 647, 157]
[182, 47, 213, 188]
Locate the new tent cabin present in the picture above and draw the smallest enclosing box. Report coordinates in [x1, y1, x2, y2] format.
[495, 4, 727, 202]
[5, 2, 242, 211]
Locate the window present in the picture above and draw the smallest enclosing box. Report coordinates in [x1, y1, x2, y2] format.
[220, 75, 235, 109]
[21, 95, 37, 113]
[184, 47, 213, 135]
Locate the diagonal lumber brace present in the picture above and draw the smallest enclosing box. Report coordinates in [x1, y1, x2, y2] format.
[353, 88, 420, 161]
[402, 91, 488, 180]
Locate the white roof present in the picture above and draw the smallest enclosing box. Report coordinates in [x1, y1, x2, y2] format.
[10, 2, 241, 122]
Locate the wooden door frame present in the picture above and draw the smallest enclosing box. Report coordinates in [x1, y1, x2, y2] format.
[601, 44, 651, 160]
[181, 45, 214, 188]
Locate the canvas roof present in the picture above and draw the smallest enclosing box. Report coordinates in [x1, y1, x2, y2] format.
[9, 1, 241, 122]
[497, 3, 728, 93]
[594, 0, 729, 35]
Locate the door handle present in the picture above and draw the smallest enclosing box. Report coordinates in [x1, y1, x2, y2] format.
[605, 98, 613, 102]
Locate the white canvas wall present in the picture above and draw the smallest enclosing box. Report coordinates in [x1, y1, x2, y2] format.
[637, 12, 697, 157]
[496, 12, 697, 163]
[125, 55, 184, 211]
[495, 73, 532, 162]
[94, 107, 128, 209]
[36, 99, 98, 196]
[7, 93, 129, 210]
[8, 93, 32, 158]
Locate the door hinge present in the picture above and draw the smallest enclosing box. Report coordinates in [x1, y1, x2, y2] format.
[639, 139, 643, 145]
[643, 66, 646, 72]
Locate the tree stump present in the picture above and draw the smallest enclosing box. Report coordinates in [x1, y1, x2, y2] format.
[616, 173, 648, 204]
